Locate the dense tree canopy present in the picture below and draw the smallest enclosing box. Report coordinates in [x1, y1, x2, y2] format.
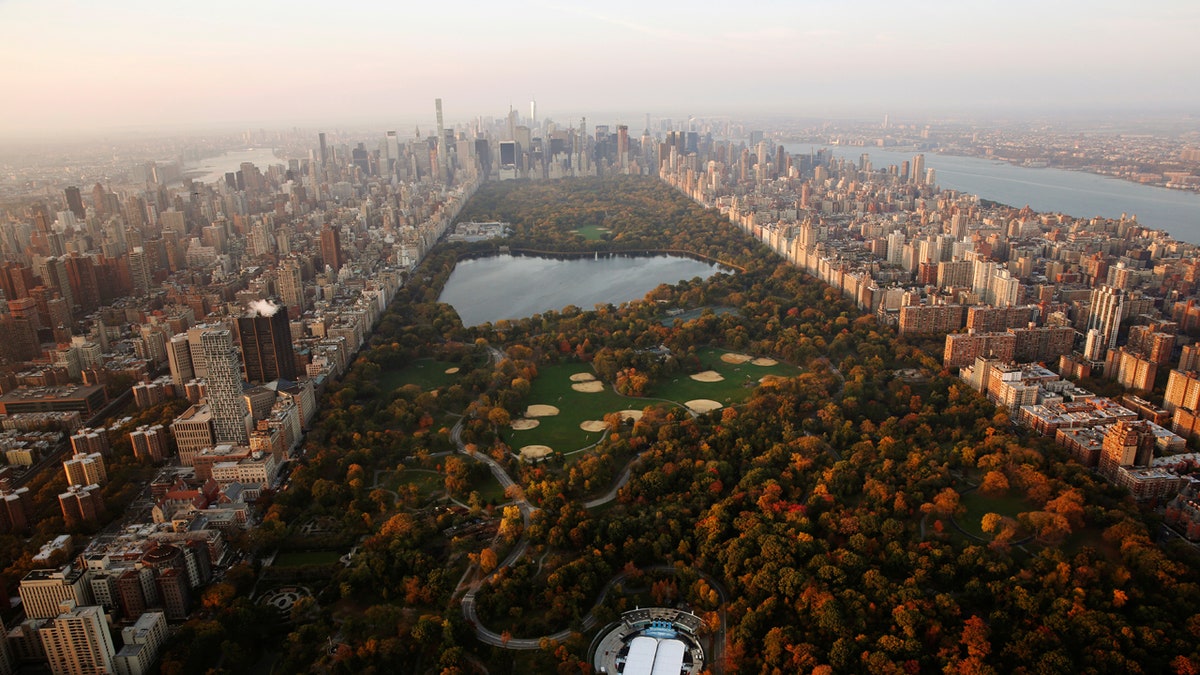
[172, 176, 1200, 674]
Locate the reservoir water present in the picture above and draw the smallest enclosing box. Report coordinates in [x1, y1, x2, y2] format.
[184, 148, 285, 184]
[784, 144, 1200, 244]
[439, 254, 727, 326]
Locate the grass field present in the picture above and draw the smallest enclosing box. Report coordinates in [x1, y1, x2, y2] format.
[467, 470, 507, 503]
[378, 359, 464, 393]
[659, 306, 737, 326]
[505, 363, 670, 454]
[957, 490, 1030, 538]
[506, 352, 800, 455]
[380, 469, 444, 498]
[648, 347, 801, 405]
[273, 550, 343, 567]
[574, 225, 611, 241]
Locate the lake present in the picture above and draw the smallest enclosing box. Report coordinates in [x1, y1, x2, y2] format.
[439, 254, 727, 326]
[184, 148, 286, 184]
[785, 144, 1200, 243]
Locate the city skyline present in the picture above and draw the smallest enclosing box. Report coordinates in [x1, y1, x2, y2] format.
[1, 0, 1198, 138]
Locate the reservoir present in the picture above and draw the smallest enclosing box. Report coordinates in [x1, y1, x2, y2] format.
[184, 148, 285, 184]
[439, 254, 727, 326]
[785, 144, 1200, 244]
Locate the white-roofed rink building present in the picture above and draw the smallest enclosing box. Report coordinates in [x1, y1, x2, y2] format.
[591, 607, 706, 675]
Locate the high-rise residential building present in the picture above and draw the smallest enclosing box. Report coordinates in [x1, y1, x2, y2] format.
[319, 226, 343, 272]
[114, 611, 167, 675]
[42, 257, 75, 314]
[1164, 369, 1200, 414]
[185, 325, 212, 379]
[911, 154, 926, 185]
[277, 258, 305, 316]
[170, 404, 214, 466]
[1099, 420, 1156, 480]
[200, 329, 250, 445]
[166, 334, 194, 386]
[128, 247, 152, 296]
[1180, 343, 1200, 373]
[63, 453, 106, 487]
[1114, 348, 1158, 392]
[129, 425, 168, 463]
[18, 567, 91, 619]
[58, 485, 104, 529]
[435, 98, 448, 183]
[69, 430, 109, 457]
[237, 310, 297, 383]
[38, 601, 116, 675]
[1085, 286, 1153, 358]
[0, 485, 33, 534]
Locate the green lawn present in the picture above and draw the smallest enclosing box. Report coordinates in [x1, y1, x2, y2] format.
[467, 470, 507, 503]
[378, 359, 464, 393]
[574, 225, 611, 241]
[380, 469, 444, 498]
[649, 347, 801, 406]
[659, 306, 737, 326]
[505, 363, 672, 455]
[273, 550, 343, 567]
[505, 353, 800, 455]
[958, 490, 1030, 539]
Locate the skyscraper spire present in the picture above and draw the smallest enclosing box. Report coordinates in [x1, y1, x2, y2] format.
[435, 98, 449, 184]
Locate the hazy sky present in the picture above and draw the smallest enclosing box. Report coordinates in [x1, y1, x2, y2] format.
[1, 0, 1197, 137]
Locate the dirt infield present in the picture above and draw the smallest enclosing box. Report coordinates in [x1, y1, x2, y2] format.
[690, 370, 725, 382]
[519, 445, 553, 460]
[510, 419, 540, 430]
[686, 399, 724, 413]
[444, 367, 460, 374]
[569, 372, 596, 382]
[524, 404, 560, 417]
[579, 420, 608, 432]
[571, 381, 605, 393]
[750, 357, 778, 366]
[720, 353, 753, 364]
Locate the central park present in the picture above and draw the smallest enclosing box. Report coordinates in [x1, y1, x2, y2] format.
[161, 176, 1200, 674]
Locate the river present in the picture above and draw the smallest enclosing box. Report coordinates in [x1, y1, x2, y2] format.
[784, 144, 1200, 243]
[183, 148, 286, 184]
[439, 254, 727, 326]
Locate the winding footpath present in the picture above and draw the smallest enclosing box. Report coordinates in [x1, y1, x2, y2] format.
[451, 407, 728, 662]
[449, 346, 754, 666]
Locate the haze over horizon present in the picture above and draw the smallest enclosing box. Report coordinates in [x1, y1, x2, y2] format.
[2, 0, 1198, 139]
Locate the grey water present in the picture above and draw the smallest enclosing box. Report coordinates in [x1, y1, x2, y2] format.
[439, 254, 727, 326]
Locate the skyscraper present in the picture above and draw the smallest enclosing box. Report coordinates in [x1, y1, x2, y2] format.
[237, 308, 297, 383]
[128, 247, 152, 297]
[278, 257, 305, 316]
[435, 98, 449, 183]
[318, 132, 328, 168]
[64, 186, 86, 221]
[200, 328, 250, 445]
[320, 225, 343, 272]
[1087, 285, 1126, 357]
